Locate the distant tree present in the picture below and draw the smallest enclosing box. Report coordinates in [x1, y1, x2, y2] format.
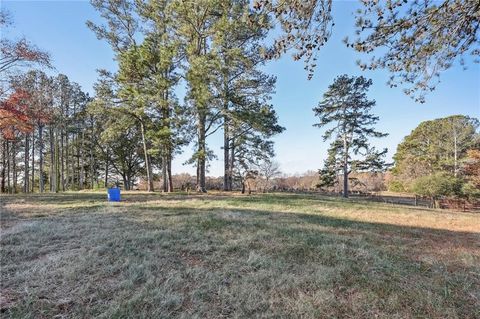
[0, 89, 33, 193]
[313, 74, 388, 198]
[233, 134, 275, 194]
[254, 0, 479, 101]
[392, 115, 479, 190]
[0, 89, 33, 138]
[258, 160, 281, 192]
[17, 71, 55, 193]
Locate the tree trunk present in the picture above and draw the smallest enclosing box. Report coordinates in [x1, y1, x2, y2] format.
[66, 132, 70, 190]
[39, 124, 45, 193]
[122, 175, 129, 190]
[162, 155, 168, 192]
[55, 133, 60, 192]
[342, 134, 349, 198]
[80, 131, 84, 189]
[89, 139, 94, 189]
[49, 126, 56, 192]
[1, 140, 6, 193]
[229, 139, 235, 191]
[161, 87, 173, 193]
[24, 134, 29, 193]
[31, 129, 35, 192]
[223, 116, 230, 191]
[104, 153, 109, 188]
[167, 154, 173, 192]
[6, 140, 10, 193]
[12, 140, 17, 193]
[140, 121, 154, 192]
[196, 113, 207, 193]
[453, 124, 458, 177]
[61, 130, 65, 191]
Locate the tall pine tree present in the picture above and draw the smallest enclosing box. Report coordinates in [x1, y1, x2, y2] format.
[313, 75, 388, 198]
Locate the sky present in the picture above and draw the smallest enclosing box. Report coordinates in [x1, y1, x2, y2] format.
[2, 0, 480, 177]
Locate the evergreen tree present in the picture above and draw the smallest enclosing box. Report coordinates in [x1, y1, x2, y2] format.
[392, 115, 479, 190]
[313, 74, 388, 198]
[210, 0, 281, 191]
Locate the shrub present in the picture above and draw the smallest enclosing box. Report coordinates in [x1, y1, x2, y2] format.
[388, 180, 405, 192]
[412, 172, 463, 198]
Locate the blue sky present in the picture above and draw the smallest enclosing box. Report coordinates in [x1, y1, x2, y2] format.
[3, 0, 479, 176]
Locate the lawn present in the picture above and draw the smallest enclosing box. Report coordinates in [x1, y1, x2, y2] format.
[1, 192, 479, 318]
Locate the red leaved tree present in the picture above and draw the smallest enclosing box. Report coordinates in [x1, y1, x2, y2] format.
[0, 89, 34, 139]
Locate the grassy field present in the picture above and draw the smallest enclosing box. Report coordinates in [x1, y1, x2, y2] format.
[1, 192, 479, 318]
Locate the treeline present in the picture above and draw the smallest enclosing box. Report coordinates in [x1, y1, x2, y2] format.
[85, 0, 285, 193]
[1, 72, 92, 193]
[0, 1, 285, 193]
[1, 1, 479, 198]
[315, 115, 480, 205]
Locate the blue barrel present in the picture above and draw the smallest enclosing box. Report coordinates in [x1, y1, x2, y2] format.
[107, 188, 121, 202]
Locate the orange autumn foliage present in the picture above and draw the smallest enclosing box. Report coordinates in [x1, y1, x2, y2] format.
[0, 89, 33, 139]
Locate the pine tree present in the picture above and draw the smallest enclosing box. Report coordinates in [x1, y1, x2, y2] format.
[210, 0, 280, 191]
[313, 74, 388, 198]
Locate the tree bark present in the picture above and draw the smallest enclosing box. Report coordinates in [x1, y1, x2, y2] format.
[89, 138, 94, 189]
[66, 132, 70, 190]
[122, 175, 129, 190]
[79, 131, 84, 189]
[39, 124, 45, 193]
[104, 152, 109, 188]
[223, 116, 230, 191]
[49, 126, 56, 193]
[162, 155, 168, 192]
[196, 111, 207, 192]
[167, 154, 173, 192]
[453, 124, 458, 177]
[342, 134, 349, 198]
[140, 121, 154, 192]
[55, 133, 60, 192]
[1, 140, 6, 193]
[6, 140, 10, 193]
[61, 130, 65, 191]
[24, 134, 29, 193]
[229, 139, 235, 191]
[12, 140, 17, 193]
[31, 129, 35, 192]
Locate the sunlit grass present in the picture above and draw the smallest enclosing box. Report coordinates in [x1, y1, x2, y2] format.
[1, 192, 479, 318]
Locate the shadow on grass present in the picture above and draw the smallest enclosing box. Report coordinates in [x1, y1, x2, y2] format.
[1, 191, 460, 220]
[1, 193, 479, 318]
[121, 202, 480, 253]
[2, 193, 479, 260]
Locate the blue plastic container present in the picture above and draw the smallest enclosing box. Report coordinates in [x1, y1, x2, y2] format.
[107, 188, 121, 202]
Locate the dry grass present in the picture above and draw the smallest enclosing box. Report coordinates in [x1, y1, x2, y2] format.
[1, 192, 479, 318]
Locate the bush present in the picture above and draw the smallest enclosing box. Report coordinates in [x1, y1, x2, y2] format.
[462, 181, 480, 200]
[412, 172, 463, 198]
[388, 180, 405, 192]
